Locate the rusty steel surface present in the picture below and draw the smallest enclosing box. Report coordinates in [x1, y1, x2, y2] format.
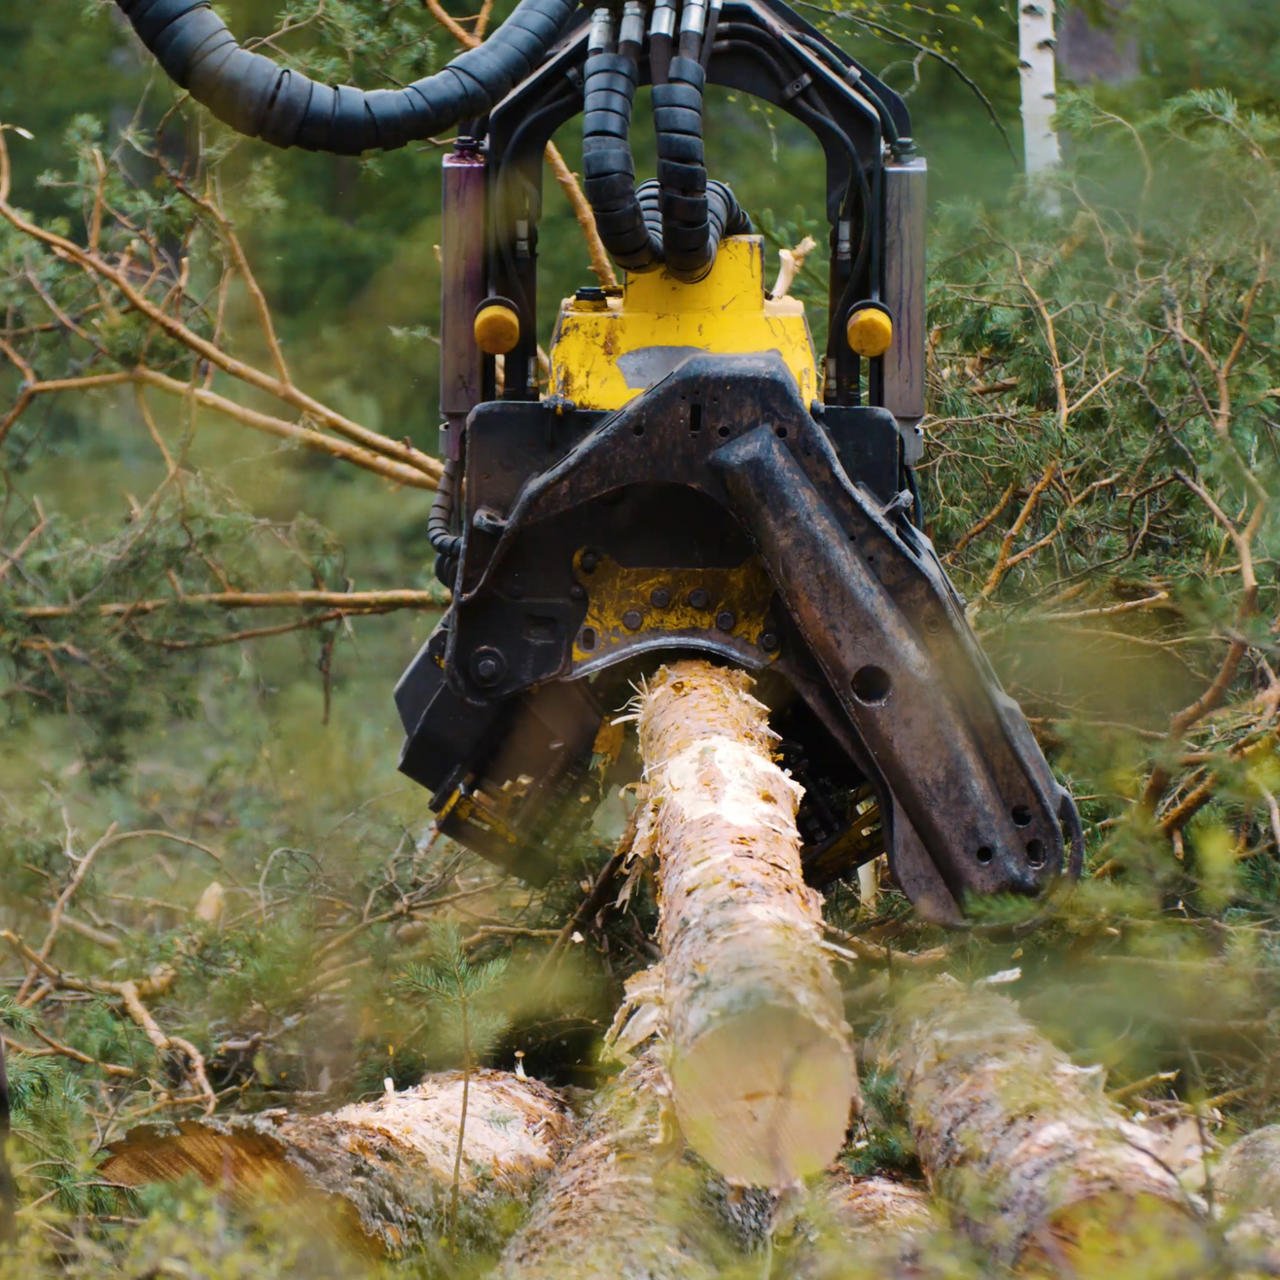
[397, 352, 1081, 914]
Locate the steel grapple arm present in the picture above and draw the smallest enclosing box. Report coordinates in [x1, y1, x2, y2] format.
[397, 351, 1081, 923]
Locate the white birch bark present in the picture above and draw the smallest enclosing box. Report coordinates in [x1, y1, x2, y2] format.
[1019, 0, 1062, 205]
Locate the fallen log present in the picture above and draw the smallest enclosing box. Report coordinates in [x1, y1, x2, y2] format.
[102, 1068, 573, 1257]
[883, 979, 1207, 1273]
[1215, 1126, 1280, 1268]
[631, 660, 858, 1187]
[496, 1050, 739, 1280]
[775, 1170, 940, 1279]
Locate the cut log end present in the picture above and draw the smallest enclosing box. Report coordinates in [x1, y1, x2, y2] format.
[671, 1005, 856, 1186]
[102, 1070, 573, 1257]
[1215, 1126, 1280, 1267]
[104, 1124, 361, 1240]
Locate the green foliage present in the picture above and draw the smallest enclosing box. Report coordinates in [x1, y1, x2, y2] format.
[397, 923, 512, 1071]
[843, 1065, 920, 1180]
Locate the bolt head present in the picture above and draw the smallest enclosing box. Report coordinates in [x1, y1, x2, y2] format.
[760, 631, 780, 652]
[649, 587, 671, 609]
[470, 647, 506, 686]
[580, 549, 600, 573]
[687, 588, 710, 610]
[569, 583, 586, 601]
[715, 611, 736, 633]
[622, 609, 644, 631]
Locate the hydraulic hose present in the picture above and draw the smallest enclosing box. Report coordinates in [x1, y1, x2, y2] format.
[428, 456, 463, 586]
[114, 0, 578, 154]
[582, 9, 662, 271]
[652, 53, 750, 281]
[580, 1, 749, 281]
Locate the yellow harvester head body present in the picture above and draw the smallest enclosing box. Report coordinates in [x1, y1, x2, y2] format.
[547, 235, 819, 410]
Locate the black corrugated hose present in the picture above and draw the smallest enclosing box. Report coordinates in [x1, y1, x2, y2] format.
[582, 31, 662, 272]
[652, 52, 750, 280]
[428, 457, 463, 586]
[114, 0, 579, 154]
[582, 3, 750, 281]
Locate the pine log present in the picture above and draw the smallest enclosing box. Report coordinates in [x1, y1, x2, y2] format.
[884, 980, 1206, 1273]
[496, 1050, 739, 1280]
[775, 1170, 940, 1279]
[1215, 1126, 1280, 1268]
[102, 1068, 573, 1256]
[633, 660, 858, 1187]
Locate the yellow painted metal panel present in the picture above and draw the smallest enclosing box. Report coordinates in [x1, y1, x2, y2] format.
[547, 236, 818, 410]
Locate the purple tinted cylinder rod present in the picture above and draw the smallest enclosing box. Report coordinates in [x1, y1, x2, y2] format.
[881, 156, 926, 431]
[439, 138, 489, 460]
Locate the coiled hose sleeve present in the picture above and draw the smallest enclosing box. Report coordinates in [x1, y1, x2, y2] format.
[428, 457, 462, 586]
[651, 54, 750, 280]
[114, 0, 578, 154]
[582, 49, 662, 272]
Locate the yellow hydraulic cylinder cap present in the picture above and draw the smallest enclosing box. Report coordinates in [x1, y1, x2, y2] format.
[474, 299, 521, 354]
[845, 305, 894, 358]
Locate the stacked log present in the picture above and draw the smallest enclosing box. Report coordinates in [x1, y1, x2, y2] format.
[1215, 1126, 1280, 1270]
[883, 979, 1207, 1273]
[86, 660, 1273, 1280]
[631, 660, 858, 1187]
[102, 1068, 573, 1256]
[496, 1050, 737, 1280]
[775, 1171, 941, 1279]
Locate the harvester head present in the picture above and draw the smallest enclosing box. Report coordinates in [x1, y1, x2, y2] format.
[115, 0, 1083, 922]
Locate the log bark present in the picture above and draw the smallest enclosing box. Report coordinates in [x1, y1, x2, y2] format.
[102, 1068, 573, 1256]
[496, 1050, 739, 1280]
[884, 980, 1205, 1272]
[631, 660, 858, 1187]
[1215, 1126, 1280, 1268]
[775, 1170, 940, 1279]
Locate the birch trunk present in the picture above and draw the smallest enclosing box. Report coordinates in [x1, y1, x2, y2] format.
[496, 1050, 738, 1280]
[102, 1068, 573, 1257]
[884, 980, 1205, 1273]
[1019, 0, 1062, 196]
[634, 660, 858, 1187]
